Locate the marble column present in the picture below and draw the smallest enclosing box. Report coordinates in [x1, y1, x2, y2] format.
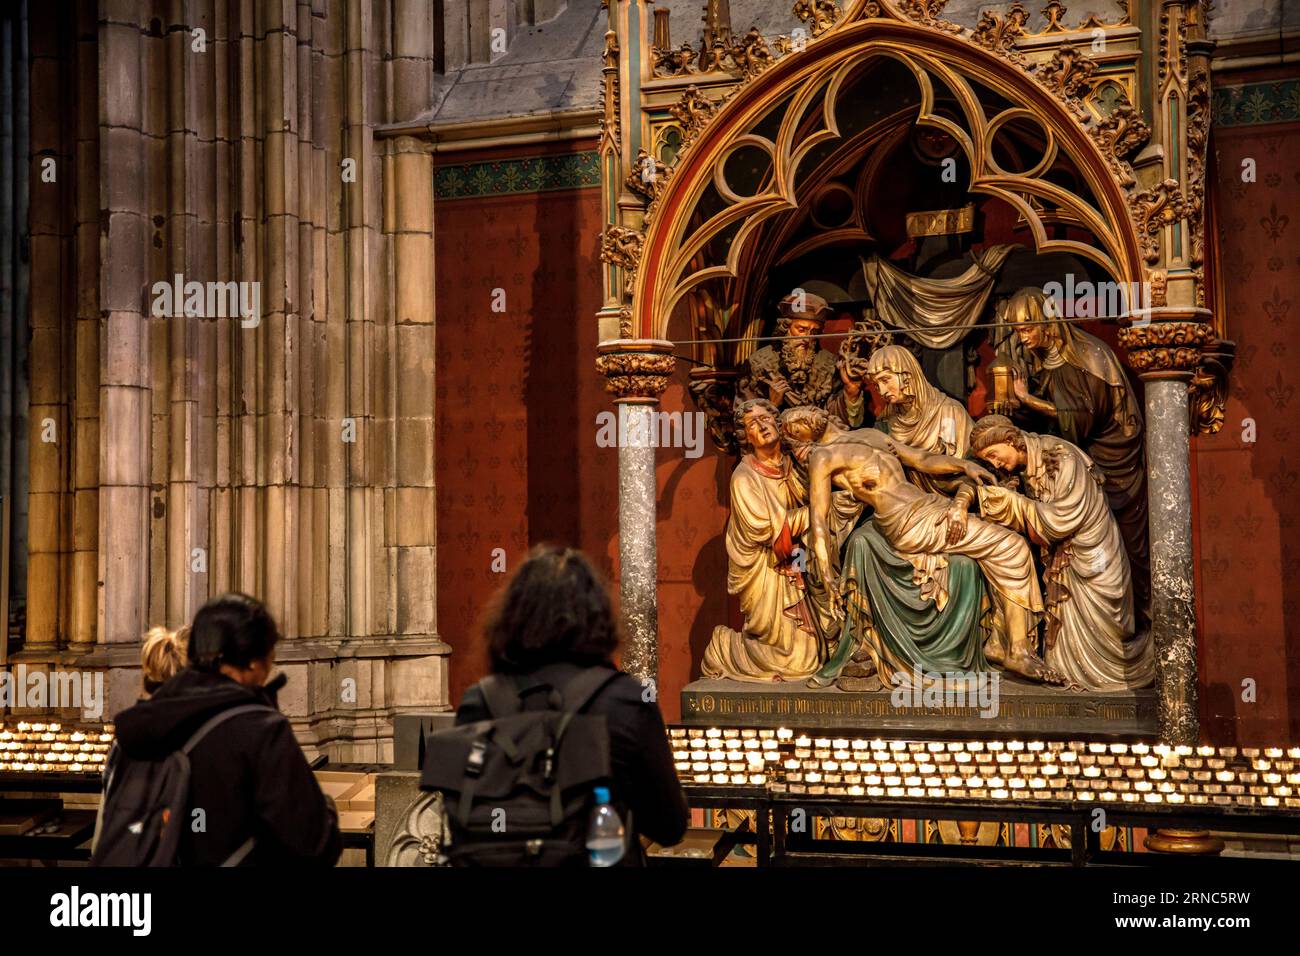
[595, 339, 675, 685]
[1119, 313, 1212, 745]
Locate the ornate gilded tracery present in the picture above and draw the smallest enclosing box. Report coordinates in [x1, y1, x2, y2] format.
[597, 0, 1225, 439]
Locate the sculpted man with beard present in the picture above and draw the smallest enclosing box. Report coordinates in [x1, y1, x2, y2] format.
[746, 291, 867, 427]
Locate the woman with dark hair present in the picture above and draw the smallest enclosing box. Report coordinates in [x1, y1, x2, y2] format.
[455, 545, 689, 860]
[103, 593, 341, 866]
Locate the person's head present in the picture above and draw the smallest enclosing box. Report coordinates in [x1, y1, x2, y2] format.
[866, 344, 923, 407]
[970, 414, 1028, 473]
[776, 290, 831, 337]
[188, 593, 280, 687]
[734, 398, 781, 455]
[780, 405, 830, 446]
[485, 545, 620, 674]
[1006, 287, 1062, 352]
[140, 626, 188, 696]
[776, 292, 830, 384]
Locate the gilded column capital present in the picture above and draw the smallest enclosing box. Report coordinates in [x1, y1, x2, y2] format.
[596, 338, 677, 403]
[1117, 310, 1213, 379]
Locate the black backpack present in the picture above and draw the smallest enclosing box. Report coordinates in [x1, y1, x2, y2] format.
[419, 667, 622, 866]
[91, 704, 273, 867]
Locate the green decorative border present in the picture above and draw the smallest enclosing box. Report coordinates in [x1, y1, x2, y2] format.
[1213, 79, 1300, 128]
[434, 151, 600, 199]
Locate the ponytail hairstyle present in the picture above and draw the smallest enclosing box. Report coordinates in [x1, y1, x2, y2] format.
[140, 626, 188, 694]
[188, 593, 281, 673]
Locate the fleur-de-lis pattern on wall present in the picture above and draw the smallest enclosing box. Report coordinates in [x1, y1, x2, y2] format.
[1196, 122, 1300, 743]
[434, 176, 618, 709]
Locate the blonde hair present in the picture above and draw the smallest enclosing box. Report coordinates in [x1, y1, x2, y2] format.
[141, 626, 189, 694]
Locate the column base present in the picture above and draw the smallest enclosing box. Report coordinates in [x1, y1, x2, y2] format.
[1143, 828, 1225, 855]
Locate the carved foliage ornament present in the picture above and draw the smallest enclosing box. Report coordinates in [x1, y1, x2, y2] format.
[1034, 44, 1098, 102]
[793, 0, 842, 38]
[1088, 103, 1150, 190]
[898, 0, 961, 33]
[654, 25, 775, 80]
[1117, 321, 1211, 374]
[668, 85, 718, 139]
[689, 376, 740, 454]
[1185, 69, 1211, 276]
[601, 224, 645, 285]
[970, 2, 1029, 61]
[1189, 339, 1235, 436]
[595, 351, 677, 401]
[654, 42, 697, 76]
[1129, 179, 1189, 265]
[1042, 0, 1068, 33]
[1090, 104, 1151, 161]
[731, 27, 776, 78]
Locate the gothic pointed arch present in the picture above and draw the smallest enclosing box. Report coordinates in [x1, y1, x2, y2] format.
[630, 8, 1149, 346]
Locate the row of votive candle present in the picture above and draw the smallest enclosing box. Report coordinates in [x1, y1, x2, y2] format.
[0, 722, 114, 774]
[667, 728, 1300, 809]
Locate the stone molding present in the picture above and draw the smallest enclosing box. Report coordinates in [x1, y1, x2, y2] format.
[595, 339, 676, 403]
[1118, 318, 1212, 376]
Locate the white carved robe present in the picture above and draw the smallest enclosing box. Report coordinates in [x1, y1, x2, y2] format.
[978, 434, 1153, 691]
[701, 456, 824, 681]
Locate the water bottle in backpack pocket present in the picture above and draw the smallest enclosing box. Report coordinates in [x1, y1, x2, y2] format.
[587, 786, 625, 866]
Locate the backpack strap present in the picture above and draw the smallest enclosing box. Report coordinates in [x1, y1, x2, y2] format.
[559, 666, 622, 716]
[546, 668, 621, 827]
[221, 836, 257, 867]
[477, 675, 524, 720]
[183, 703, 276, 755]
[186, 706, 275, 866]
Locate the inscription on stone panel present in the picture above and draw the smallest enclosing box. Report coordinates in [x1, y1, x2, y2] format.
[680, 684, 1158, 734]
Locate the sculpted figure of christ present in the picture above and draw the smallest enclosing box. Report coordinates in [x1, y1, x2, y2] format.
[782, 406, 1063, 685]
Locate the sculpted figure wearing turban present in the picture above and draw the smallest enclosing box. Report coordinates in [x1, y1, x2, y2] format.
[746, 291, 869, 427]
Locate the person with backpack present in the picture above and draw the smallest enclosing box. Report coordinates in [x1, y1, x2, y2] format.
[93, 593, 342, 867]
[421, 545, 689, 866]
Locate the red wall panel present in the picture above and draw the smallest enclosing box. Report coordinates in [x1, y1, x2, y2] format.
[1194, 118, 1300, 744]
[435, 169, 617, 709]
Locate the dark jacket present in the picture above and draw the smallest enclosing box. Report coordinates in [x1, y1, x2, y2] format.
[111, 667, 342, 867]
[455, 662, 690, 852]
